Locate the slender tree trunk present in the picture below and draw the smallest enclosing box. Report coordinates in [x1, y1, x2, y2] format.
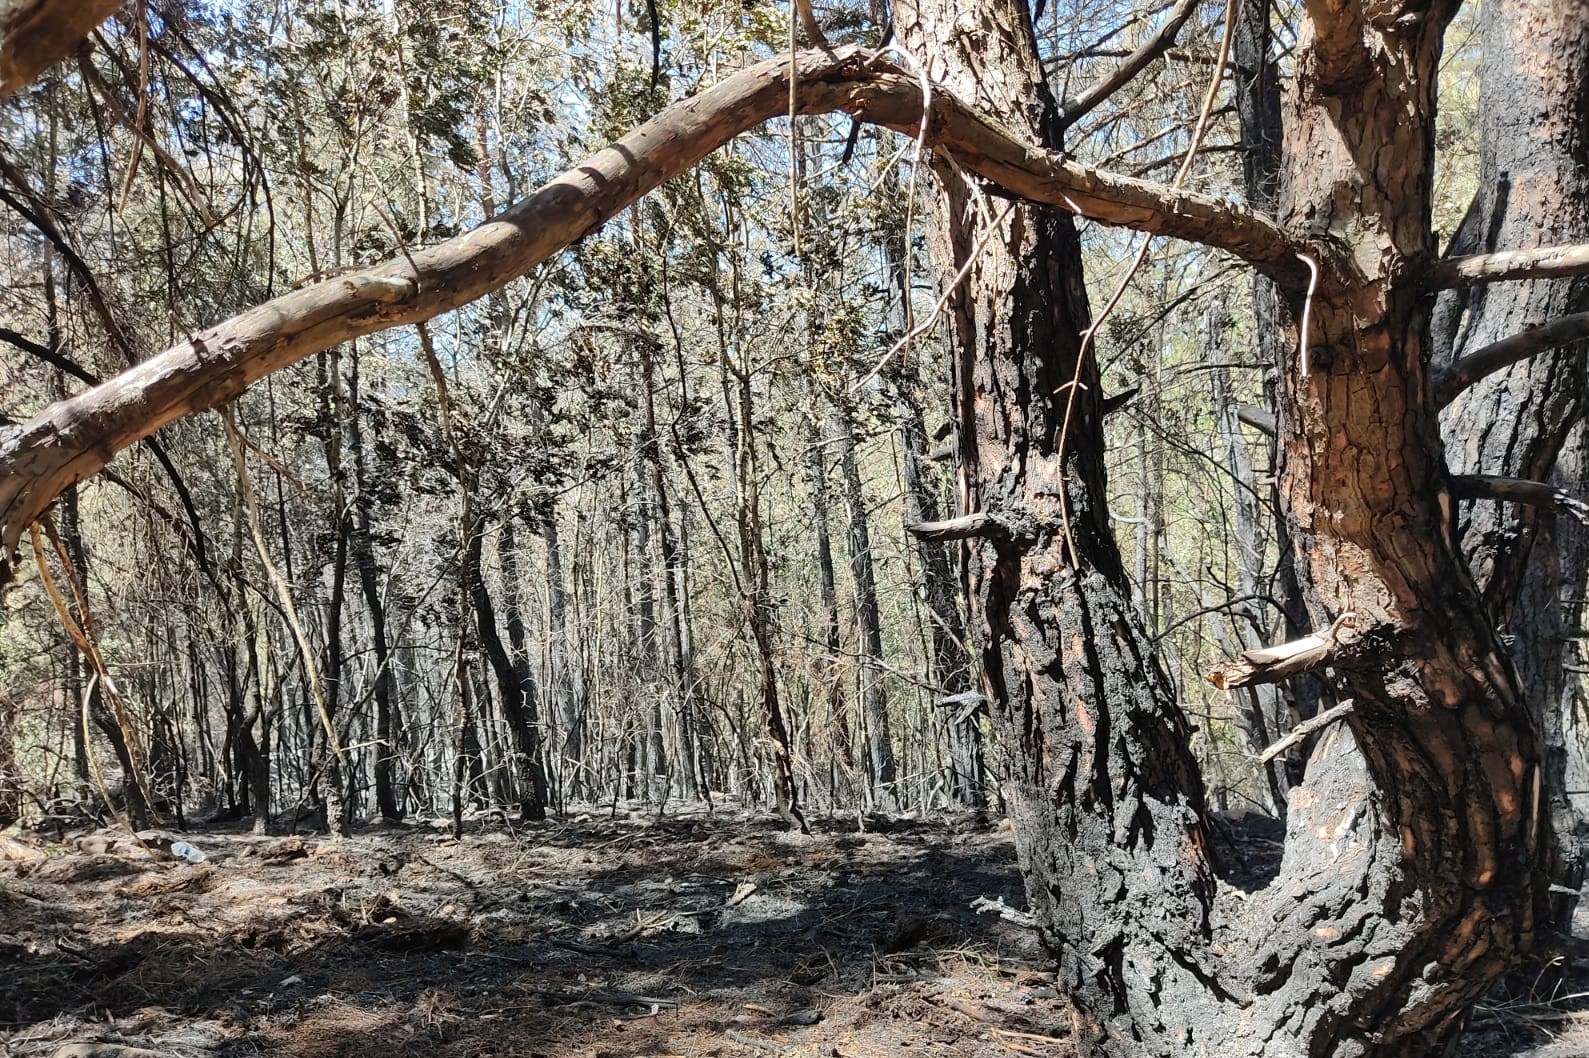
[803, 387, 854, 799]
[1209, 338, 1289, 817]
[637, 337, 702, 801]
[465, 521, 549, 822]
[833, 396, 898, 811]
[544, 513, 586, 799]
[317, 351, 353, 838]
[60, 485, 153, 830]
[628, 417, 669, 802]
[718, 287, 806, 832]
[894, 377, 983, 809]
[346, 351, 402, 822]
[1233, 0, 1326, 770]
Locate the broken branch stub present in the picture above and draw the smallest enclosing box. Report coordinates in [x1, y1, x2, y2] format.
[1206, 612, 1358, 690]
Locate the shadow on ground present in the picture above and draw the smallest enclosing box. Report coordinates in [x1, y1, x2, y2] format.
[0, 811, 1063, 1058]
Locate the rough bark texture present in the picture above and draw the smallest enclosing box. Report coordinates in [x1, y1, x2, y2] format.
[1435, 0, 1589, 930]
[0, 0, 120, 95]
[893, 3, 1215, 1053]
[895, 0, 1552, 1054]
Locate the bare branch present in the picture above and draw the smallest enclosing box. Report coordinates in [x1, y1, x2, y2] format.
[1429, 243, 1589, 289]
[906, 510, 1037, 542]
[0, 46, 1308, 585]
[1058, 0, 1204, 129]
[795, 0, 829, 48]
[1256, 699, 1355, 764]
[1432, 311, 1589, 407]
[1206, 612, 1357, 690]
[1451, 474, 1589, 524]
[0, 0, 121, 95]
[1235, 403, 1275, 435]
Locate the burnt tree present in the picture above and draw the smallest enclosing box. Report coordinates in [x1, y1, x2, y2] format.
[4, 7, 1589, 1054]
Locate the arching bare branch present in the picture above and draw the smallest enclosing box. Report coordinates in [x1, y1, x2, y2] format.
[0, 45, 1306, 586]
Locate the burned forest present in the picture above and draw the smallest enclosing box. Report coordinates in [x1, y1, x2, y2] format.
[4, 0, 1589, 1056]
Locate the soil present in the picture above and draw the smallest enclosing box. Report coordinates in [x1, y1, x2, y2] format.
[0, 809, 1583, 1058]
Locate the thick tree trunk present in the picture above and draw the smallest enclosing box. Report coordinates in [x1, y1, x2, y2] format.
[898, 0, 1551, 1054]
[0, 0, 121, 95]
[1435, 0, 1589, 928]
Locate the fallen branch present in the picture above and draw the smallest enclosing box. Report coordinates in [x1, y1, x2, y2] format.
[528, 987, 679, 1009]
[971, 894, 1036, 927]
[1235, 403, 1275, 436]
[1206, 612, 1357, 690]
[725, 1029, 791, 1054]
[1432, 311, 1589, 407]
[1255, 700, 1355, 764]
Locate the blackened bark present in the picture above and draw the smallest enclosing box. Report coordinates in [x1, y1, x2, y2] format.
[899, 0, 1551, 1054]
[833, 396, 899, 811]
[1209, 339, 1289, 817]
[316, 352, 352, 838]
[893, 377, 983, 809]
[0, 683, 18, 826]
[896, 3, 1213, 1051]
[1437, 0, 1589, 932]
[544, 513, 586, 799]
[466, 521, 548, 822]
[346, 353, 402, 822]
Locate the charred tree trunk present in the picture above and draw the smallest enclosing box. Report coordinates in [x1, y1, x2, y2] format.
[316, 351, 353, 838]
[465, 521, 549, 822]
[544, 512, 586, 800]
[833, 396, 899, 812]
[636, 336, 702, 802]
[1233, 0, 1326, 770]
[718, 286, 806, 832]
[346, 351, 402, 822]
[899, 0, 1550, 1053]
[803, 387, 854, 800]
[1435, 0, 1589, 934]
[894, 377, 983, 809]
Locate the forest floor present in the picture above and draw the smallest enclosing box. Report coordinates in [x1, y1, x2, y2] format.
[0, 809, 1584, 1058]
